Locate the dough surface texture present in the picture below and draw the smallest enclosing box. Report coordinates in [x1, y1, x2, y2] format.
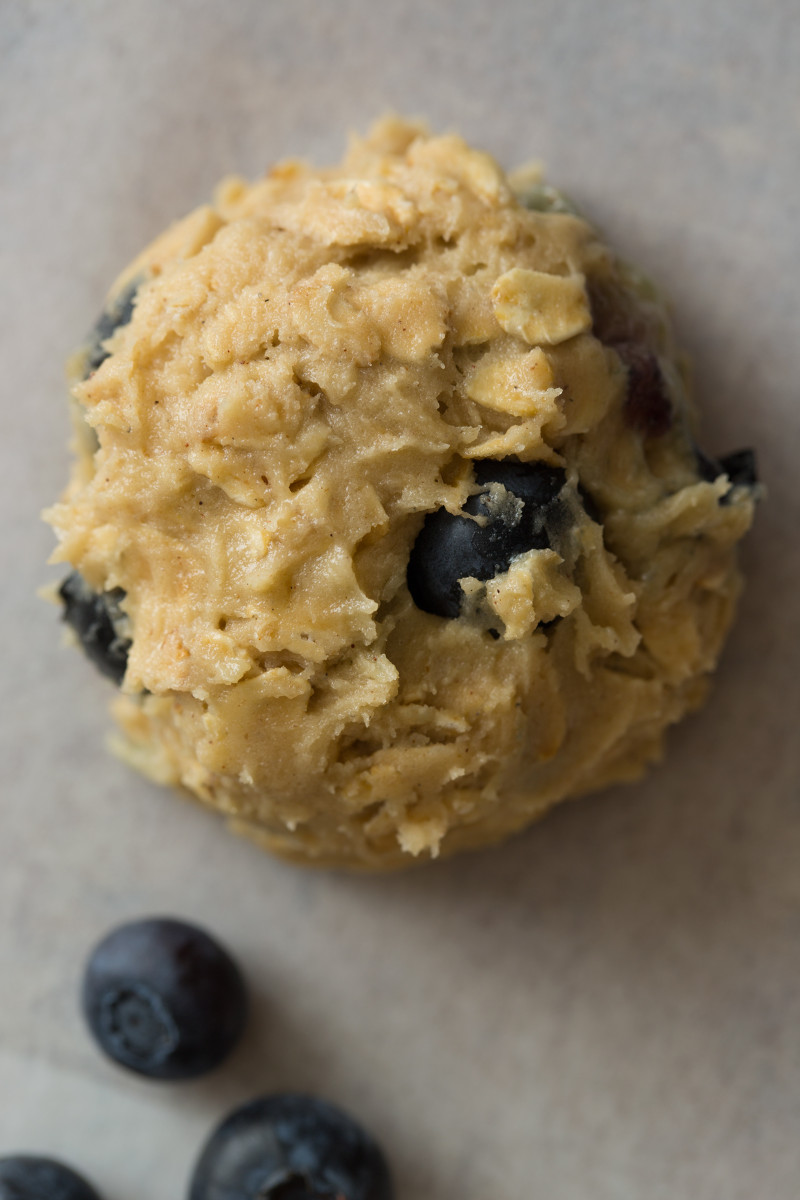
[46, 118, 757, 869]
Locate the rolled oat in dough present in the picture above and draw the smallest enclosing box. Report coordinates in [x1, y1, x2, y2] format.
[45, 117, 757, 869]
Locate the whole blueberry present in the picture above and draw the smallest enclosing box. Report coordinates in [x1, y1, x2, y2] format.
[59, 571, 131, 685]
[407, 458, 566, 619]
[82, 917, 247, 1081]
[188, 1093, 394, 1200]
[83, 277, 141, 378]
[0, 1156, 102, 1200]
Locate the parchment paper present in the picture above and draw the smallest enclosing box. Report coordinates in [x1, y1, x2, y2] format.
[1, 3, 798, 1197]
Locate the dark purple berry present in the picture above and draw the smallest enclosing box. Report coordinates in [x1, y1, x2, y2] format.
[83, 277, 141, 378]
[613, 341, 672, 437]
[59, 571, 131, 685]
[188, 1093, 394, 1200]
[82, 917, 247, 1081]
[695, 446, 758, 504]
[0, 1156, 102, 1200]
[407, 459, 566, 619]
[587, 278, 650, 346]
[718, 448, 758, 489]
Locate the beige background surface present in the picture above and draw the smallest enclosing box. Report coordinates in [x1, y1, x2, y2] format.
[1, 2, 799, 1197]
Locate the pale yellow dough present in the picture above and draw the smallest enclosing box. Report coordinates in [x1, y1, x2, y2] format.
[45, 118, 756, 869]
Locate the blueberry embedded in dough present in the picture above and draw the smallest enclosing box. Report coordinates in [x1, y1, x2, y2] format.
[406, 459, 567, 619]
[695, 446, 759, 504]
[719, 448, 758, 489]
[585, 277, 673, 438]
[59, 571, 131, 685]
[614, 341, 672, 438]
[82, 276, 142, 379]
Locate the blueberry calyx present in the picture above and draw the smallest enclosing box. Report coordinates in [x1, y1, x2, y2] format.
[188, 1093, 394, 1200]
[58, 571, 131, 685]
[83, 277, 141, 378]
[407, 458, 567, 620]
[0, 1156, 102, 1200]
[82, 917, 247, 1081]
[99, 982, 180, 1070]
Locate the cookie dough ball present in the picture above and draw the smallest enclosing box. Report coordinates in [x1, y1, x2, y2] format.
[45, 118, 758, 869]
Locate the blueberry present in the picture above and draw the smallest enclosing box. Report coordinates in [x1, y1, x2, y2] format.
[407, 459, 566, 619]
[576, 481, 602, 525]
[0, 1156, 102, 1200]
[718, 447, 758, 489]
[695, 447, 723, 484]
[83, 277, 141, 378]
[613, 341, 672, 437]
[695, 446, 758, 505]
[586, 284, 672, 438]
[82, 917, 247, 1081]
[587, 278, 648, 346]
[188, 1093, 394, 1200]
[59, 571, 131, 685]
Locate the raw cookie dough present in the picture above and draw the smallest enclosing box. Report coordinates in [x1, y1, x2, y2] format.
[45, 118, 758, 870]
